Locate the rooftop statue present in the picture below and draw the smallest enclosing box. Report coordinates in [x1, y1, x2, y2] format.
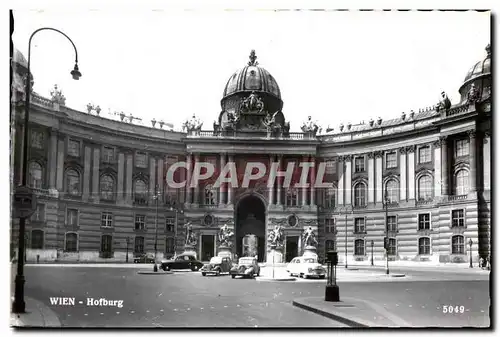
[248, 49, 259, 66]
[50, 84, 66, 105]
[435, 91, 451, 112]
[183, 114, 203, 132]
[302, 226, 318, 247]
[300, 116, 319, 135]
[240, 91, 265, 113]
[466, 83, 480, 105]
[218, 224, 234, 248]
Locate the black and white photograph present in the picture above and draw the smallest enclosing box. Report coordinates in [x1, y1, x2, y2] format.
[6, 3, 492, 330]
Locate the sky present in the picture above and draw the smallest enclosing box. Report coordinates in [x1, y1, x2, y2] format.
[10, 9, 490, 132]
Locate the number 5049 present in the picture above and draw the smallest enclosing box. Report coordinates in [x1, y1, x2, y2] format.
[443, 305, 465, 314]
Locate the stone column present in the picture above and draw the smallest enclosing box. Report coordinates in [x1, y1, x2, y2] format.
[268, 155, 274, 206]
[185, 153, 192, 205]
[468, 130, 477, 192]
[375, 152, 383, 203]
[310, 156, 315, 206]
[48, 128, 58, 189]
[367, 152, 375, 203]
[125, 152, 133, 204]
[440, 136, 449, 196]
[82, 145, 92, 201]
[117, 152, 125, 204]
[407, 146, 416, 200]
[302, 156, 308, 206]
[483, 132, 491, 191]
[149, 156, 157, 203]
[337, 157, 344, 205]
[227, 154, 234, 205]
[92, 147, 100, 201]
[399, 147, 407, 201]
[344, 156, 352, 205]
[157, 157, 164, 199]
[219, 153, 226, 205]
[193, 153, 200, 205]
[276, 155, 282, 206]
[55, 137, 65, 191]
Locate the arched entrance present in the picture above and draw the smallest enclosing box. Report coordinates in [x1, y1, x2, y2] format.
[235, 194, 266, 262]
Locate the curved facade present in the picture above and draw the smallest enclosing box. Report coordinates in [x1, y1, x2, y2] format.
[10, 48, 491, 265]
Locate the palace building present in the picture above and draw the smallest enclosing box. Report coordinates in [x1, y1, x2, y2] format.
[10, 46, 491, 264]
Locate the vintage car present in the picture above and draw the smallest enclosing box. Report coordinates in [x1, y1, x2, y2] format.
[230, 257, 260, 279]
[160, 254, 204, 271]
[286, 256, 326, 279]
[133, 253, 156, 264]
[201, 256, 232, 276]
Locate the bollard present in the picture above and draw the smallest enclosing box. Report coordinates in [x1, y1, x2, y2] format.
[36, 254, 40, 264]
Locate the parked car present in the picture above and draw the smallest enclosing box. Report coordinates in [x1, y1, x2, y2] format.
[160, 254, 204, 271]
[201, 256, 232, 276]
[230, 256, 260, 279]
[133, 253, 156, 264]
[286, 256, 326, 279]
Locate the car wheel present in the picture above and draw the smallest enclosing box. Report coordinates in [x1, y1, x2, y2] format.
[216, 271, 220, 276]
[191, 265, 199, 272]
[202, 272, 206, 276]
[299, 273, 304, 278]
[164, 265, 170, 271]
[231, 275, 235, 279]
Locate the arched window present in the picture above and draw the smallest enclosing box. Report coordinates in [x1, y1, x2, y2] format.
[31, 229, 44, 249]
[325, 240, 335, 252]
[418, 237, 430, 255]
[28, 162, 43, 189]
[452, 235, 465, 254]
[286, 188, 298, 206]
[100, 175, 115, 200]
[134, 180, 148, 205]
[65, 233, 78, 252]
[204, 184, 217, 205]
[134, 236, 145, 254]
[455, 170, 470, 196]
[354, 239, 365, 255]
[418, 175, 432, 200]
[385, 179, 398, 203]
[66, 169, 81, 195]
[325, 187, 336, 209]
[354, 183, 366, 207]
[387, 238, 397, 256]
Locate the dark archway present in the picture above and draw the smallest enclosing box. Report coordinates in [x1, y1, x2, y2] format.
[235, 195, 266, 262]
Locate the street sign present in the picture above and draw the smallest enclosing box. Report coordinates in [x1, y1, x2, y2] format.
[12, 186, 37, 219]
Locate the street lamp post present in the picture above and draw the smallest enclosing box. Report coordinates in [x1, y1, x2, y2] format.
[12, 27, 81, 314]
[125, 237, 130, 263]
[384, 187, 390, 275]
[153, 185, 161, 272]
[371, 240, 374, 266]
[469, 238, 473, 268]
[344, 210, 348, 269]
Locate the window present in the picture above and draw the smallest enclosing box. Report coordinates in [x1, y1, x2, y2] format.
[135, 152, 147, 168]
[452, 209, 465, 227]
[324, 187, 336, 209]
[31, 230, 44, 249]
[164, 183, 178, 207]
[354, 157, 365, 173]
[418, 237, 431, 255]
[325, 240, 335, 252]
[455, 170, 469, 196]
[165, 237, 175, 254]
[101, 212, 113, 227]
[387, 216, 397, 232]
[134, 236, 145, 254]
[418, 214, 431, 230]
[386, 152, 397, 169]
[455, 139, 469, 157]
[418, 175, 432, 200]
[325, 219, 335, 234]
[325, 160, 336, 174]
[387, 238, 397, 256]
[385, 179, 398, 203]
[28, 162, 43, 189]
[134, 180, 148, 205]
[354, 217, 365, 234]
[451, 235, 465, 254]
[354, 183, 366, 207]
[100, 175, 115, 200]
[204, 184, 217, 205]
[100, 235, 113, 253]
[68, 140, 80, 157]
[65, 233, 78, 252]
[31, 203, 45, 222]
[165, 217, 175, 232]
[419, 146, 431, 164]
[31, 130, 44, 149]
[286, 188, 298, 206]
[67, 208, 79, 226]
[135, 215, 146, 230]
[354, 239, 365, 255]
[66, 169, 81, 196]
[102, 147, 115, 163]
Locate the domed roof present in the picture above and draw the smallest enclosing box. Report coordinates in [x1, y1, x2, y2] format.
[222, 50, 281, 99]
[463, 44, 490, 83]
[12, 48, 28, 69]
